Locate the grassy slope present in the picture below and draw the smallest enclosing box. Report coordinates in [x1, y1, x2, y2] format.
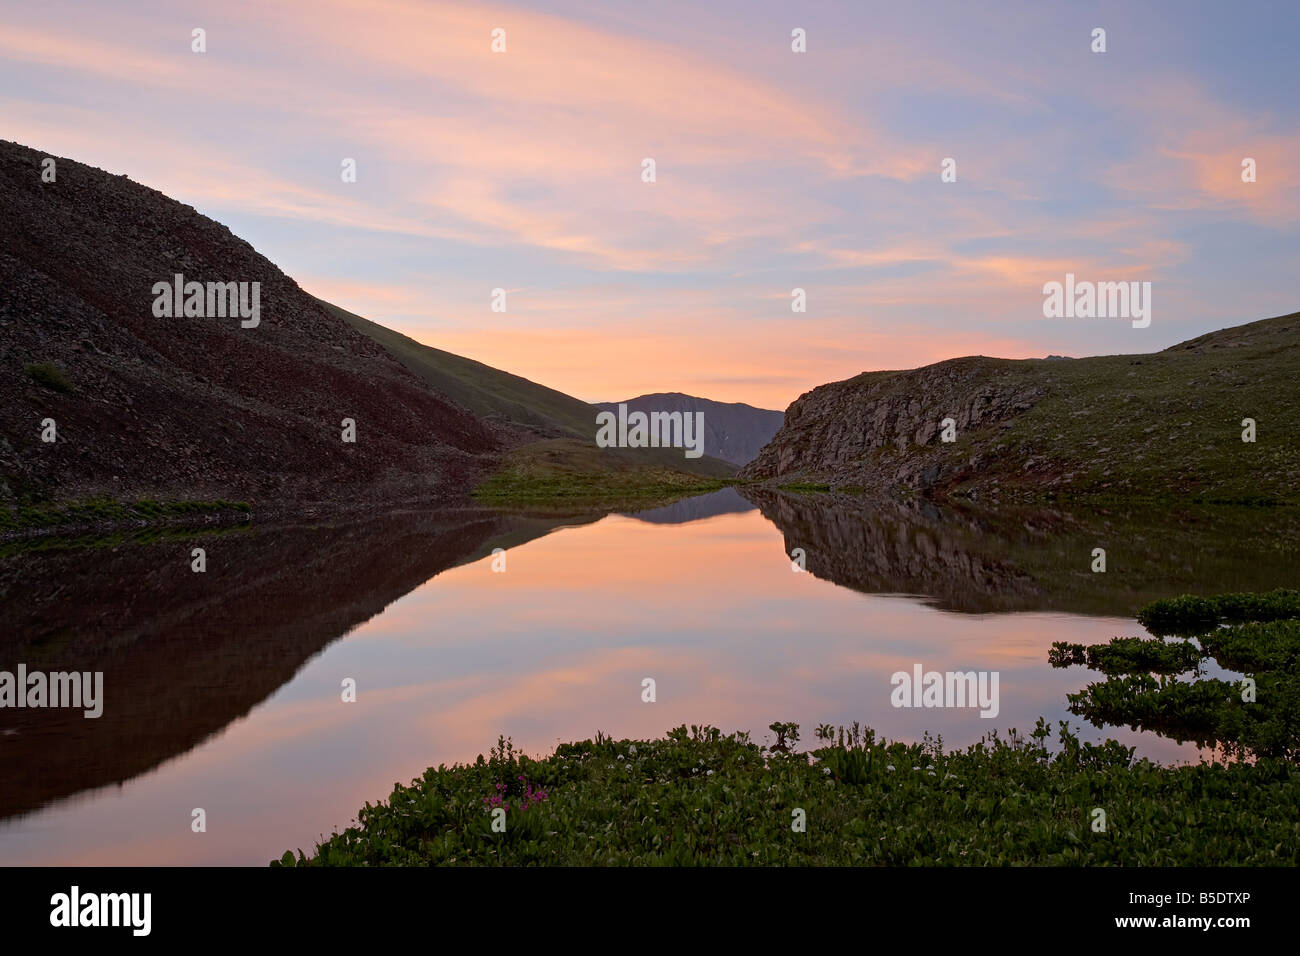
[808, 311, 1300, 502]
[318, 298, 597, 437]
[472, 437, 731, 511]
[1001, 311, 1300, 501]
[319, 298, 737, 491]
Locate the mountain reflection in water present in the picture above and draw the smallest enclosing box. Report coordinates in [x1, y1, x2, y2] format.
[1, 489, 1296, 863]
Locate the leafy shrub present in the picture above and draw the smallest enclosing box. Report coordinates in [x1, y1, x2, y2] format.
[1049, 637, 1201, 675]
[1138, 589, 1300, 636]
[275, 720, 1300, 867]
[1060, 591, 1300, 760]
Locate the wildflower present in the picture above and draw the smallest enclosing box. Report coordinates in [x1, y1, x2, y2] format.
[887, 765, 896, 771]
[629, 745, 637, 755]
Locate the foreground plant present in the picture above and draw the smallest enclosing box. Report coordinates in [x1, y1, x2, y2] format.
[1053, 589, 1300, 759]
[275, 720, 1299, 867]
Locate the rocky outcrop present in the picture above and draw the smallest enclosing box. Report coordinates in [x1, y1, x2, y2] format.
[741, 356, 1046, 494]
[741, 313, 1300, 503]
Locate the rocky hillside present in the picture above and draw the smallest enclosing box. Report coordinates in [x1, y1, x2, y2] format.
[741, 312, 1300, 503]
[597, 392, 783, 465]
[0, 140, 509, 511]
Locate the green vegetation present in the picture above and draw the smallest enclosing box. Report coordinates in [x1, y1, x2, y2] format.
[24, 361, 73, 393]
[276, 719, 1299, 867]
[776, 481, 832, 493]
[473, 437, 732, 510]
[980, 315, 1300, 503]
[782, 312, 1300, 504]
[1137, 589, 1300, 636]
[0, 496, 251, 535]
[278, 588, 1300, 866]
[1054, 589, 1300, 760]
[319, 297, 735, 479]
[0, 520, 251, 558]
[1048, 637, 1202, 676]
[319, 298, 599, 439]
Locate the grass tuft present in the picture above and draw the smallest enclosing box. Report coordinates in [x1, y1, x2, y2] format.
[24, 361, 73, 393]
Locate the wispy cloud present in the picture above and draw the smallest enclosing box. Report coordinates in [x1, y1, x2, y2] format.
[1, 0, 1295, 408]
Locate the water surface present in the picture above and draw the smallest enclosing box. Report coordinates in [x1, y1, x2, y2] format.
[2, 490, 1296, 864]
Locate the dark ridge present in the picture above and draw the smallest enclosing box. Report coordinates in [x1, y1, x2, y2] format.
[0, 139, 513, 512]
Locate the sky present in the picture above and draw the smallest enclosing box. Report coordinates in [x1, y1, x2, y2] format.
[2, 0, 1297, 410]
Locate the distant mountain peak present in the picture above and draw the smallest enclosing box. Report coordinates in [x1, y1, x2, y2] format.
[596, 393, 783, 466]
